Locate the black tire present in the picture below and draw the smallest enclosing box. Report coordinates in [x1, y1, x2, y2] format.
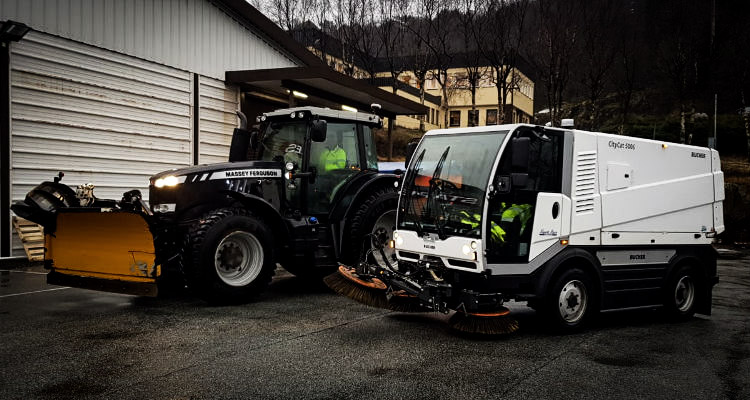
[341, 186, 399, 266]
[663, 264, 698, 320]
[183, 207, 275, 304]
[543, 268, 597, 332]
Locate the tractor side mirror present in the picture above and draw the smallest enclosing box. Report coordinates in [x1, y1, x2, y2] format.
[405, 141, 419, 168]
[310, 119, 327, 142]
[511, 136, 530, 188]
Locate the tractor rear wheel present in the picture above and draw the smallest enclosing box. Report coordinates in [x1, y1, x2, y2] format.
[184, 207, 275, 304]
[343, 186, 398, 266]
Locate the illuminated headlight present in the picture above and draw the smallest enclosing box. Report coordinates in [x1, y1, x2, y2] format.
[297, 112, 305, 118]
[153, 203, 176, 213]
[471, 241, 478, 250]
[290, 112, 296, 118]
[260, 115, 267, 121]
[285, 162, 295, 171]
[284, 171, 293, 180]
[462, 244, 472, 255]
[154, 175, 180, 188]
[395, 236, 404, 246]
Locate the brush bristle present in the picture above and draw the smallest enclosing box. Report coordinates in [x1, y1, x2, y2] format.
[387, 294, 432, 313]
[323, 271, 389, 309]
[448, 312, 520, 336]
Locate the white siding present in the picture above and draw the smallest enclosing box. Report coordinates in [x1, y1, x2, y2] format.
[9, 31, 193, 254]
[0, 0, 299, 80]
[198, 75, 239, 164]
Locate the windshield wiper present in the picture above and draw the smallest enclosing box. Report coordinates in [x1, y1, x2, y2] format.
[427, 146, 450, 240]
[402, 149, 426, 236]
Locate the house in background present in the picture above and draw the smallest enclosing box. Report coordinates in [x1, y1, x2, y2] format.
[291, 24, 534, 130]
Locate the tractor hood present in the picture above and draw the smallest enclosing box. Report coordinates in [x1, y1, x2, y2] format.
[150, 161, 284, 185]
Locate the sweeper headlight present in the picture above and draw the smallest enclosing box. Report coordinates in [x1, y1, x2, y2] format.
[154, 175, 181, 188]
[393, 232, 404, 246]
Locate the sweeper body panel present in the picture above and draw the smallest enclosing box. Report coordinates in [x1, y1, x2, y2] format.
[12, 107, 399, 303]
[385, 123, 724, 330]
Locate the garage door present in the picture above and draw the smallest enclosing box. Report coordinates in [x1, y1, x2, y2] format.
[198, 75, 240, 164]
[9, 31, 193, 255]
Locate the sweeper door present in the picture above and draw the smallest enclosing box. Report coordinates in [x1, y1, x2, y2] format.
[45, 210, 159, 296]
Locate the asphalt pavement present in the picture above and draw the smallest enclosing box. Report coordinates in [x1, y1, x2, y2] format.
[1, 252, 748, 400]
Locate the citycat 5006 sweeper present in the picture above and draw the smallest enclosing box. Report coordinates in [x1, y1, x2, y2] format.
[11, 106, 399, 303]
[325, 122, 725, 334]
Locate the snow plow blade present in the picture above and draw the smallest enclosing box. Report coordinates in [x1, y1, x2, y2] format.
[45, 210, 159, 297]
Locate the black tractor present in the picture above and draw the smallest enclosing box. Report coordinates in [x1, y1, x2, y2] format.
[11, 106, 399, 303]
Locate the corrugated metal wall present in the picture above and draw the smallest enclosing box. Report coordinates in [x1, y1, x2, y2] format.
[198, 75, 239, 164]
[9, 31, 194, 255]
[0, 0, 299, 81]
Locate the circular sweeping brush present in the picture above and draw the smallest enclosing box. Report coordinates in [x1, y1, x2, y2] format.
[448, 307, 519, 336]
[323, 265, 390, 309]
[387, 290, 432, 313]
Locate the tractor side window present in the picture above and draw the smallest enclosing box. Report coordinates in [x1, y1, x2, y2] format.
[362, 125, 379, 170]
[308, 122, 361, 214]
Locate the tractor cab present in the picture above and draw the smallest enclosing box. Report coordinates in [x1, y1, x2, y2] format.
[234, 107, 383, 218]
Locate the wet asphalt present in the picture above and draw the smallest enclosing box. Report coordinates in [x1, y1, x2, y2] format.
[0, 252, 749, 400]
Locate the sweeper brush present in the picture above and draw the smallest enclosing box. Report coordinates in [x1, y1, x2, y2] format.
[448, 307, 519, 336]
[387, 290, 432, 313]
[323, 266, 390, 309]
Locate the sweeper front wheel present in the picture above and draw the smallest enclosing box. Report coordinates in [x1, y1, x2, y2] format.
[543, 268, 597, 332]
[184, 207, 275, 304]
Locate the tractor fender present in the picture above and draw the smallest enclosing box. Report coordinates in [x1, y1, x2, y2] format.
[329, 173, 399, 223]
[176, 191, 290, 245]
[532, 247, 603, 302]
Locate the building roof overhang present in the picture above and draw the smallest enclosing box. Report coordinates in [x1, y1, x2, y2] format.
[226, 67, 429, 117]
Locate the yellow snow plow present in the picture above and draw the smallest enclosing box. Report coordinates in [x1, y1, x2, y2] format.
[45, 210, 159, 296]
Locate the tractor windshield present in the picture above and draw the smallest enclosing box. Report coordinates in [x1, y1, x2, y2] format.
[259, 121, 307, 166]
[398, 131, 508, 239]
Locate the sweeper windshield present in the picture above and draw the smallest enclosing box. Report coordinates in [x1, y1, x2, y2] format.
[398, 130, 509, 239]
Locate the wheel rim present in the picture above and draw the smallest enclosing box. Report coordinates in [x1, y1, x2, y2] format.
[371, 210, 396, 266]
[674, 275, 695, 312]
[558, 280, 588, 323]
[214, 231, 264, 287]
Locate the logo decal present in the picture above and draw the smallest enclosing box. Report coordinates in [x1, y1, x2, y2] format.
[211, 169, 282, 179]
[539, 229, 558, 236]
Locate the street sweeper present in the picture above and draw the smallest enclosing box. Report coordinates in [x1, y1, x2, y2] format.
[325, 121, 724, 335]
[12, 106, 398, 303]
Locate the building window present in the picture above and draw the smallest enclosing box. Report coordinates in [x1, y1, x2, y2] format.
[449, 110, 461, 127]
[468, 110, 479, 127]
[486, 109, 498, 125]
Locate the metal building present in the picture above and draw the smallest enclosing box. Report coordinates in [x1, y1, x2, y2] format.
[0, 0, 426, 258]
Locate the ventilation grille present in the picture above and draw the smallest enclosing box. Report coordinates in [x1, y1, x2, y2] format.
[575, 151, 597, 214]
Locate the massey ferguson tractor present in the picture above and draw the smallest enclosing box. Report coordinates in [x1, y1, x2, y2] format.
[12, 106, 398, 303]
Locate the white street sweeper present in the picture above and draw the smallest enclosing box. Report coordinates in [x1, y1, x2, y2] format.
[325, 121, 724, 334]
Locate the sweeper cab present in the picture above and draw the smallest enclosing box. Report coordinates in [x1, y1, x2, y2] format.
[11, 106, 399, 303]
[328, 122, 724, 334]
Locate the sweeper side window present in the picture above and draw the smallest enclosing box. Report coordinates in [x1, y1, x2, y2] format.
[486, 129, 563, 263]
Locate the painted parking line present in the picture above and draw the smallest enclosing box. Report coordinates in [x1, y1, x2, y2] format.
[0, 270, 47, 275]
[0, 287, 71, 298]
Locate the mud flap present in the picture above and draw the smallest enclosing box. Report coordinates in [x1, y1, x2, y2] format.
[45, 210, 159, 296]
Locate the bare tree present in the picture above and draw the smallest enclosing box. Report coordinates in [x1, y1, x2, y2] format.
[478, 0, 528, 124]
[576, 0, 619, 130]
[457, 0, 490, 126]
[524, 0, 579, 126]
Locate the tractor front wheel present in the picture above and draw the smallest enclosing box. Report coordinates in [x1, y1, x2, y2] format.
[184, 208, 275, 304]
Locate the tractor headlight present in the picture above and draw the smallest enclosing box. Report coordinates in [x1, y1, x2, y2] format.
[153, 203, 176, 213]
[154, 175, 181, 188]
